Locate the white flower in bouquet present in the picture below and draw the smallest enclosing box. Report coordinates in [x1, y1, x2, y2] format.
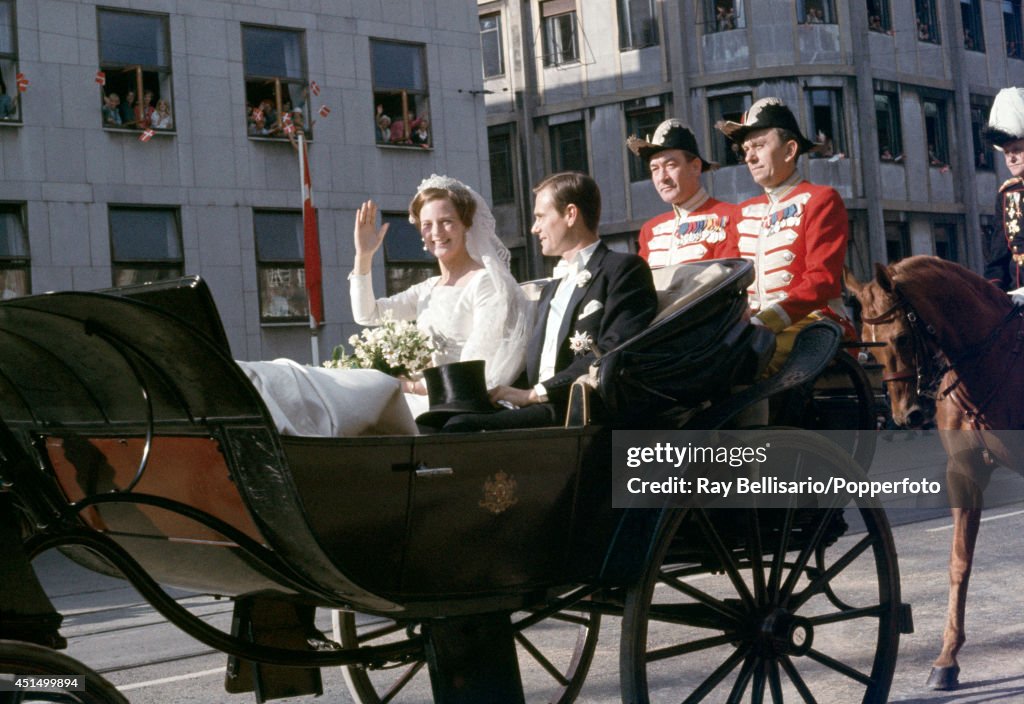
[324, 314, 435, 377]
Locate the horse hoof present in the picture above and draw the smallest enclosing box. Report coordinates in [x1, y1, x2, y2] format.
[926, 665, 960, 690]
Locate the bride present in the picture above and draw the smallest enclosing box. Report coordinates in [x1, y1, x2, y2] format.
[350, 174, 531, 418]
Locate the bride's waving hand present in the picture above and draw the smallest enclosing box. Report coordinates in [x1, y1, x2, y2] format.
[353, 200, 390, 274]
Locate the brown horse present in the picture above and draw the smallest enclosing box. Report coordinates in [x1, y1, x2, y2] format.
[845, 255, 1024, 690]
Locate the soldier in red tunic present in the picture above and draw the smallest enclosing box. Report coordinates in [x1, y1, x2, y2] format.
[982, 87, 1024, 291]
[626, 119, 737, 267]
[717, 97, 851, 374]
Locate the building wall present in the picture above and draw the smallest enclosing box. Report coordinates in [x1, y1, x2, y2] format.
[481, 0, 1024, 279]
[0, 0, 488, 362]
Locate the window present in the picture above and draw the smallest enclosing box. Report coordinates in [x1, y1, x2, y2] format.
[253, 211, 315, 322]
[867, 0, 892, 33]
[971, 99, 994, 169]
[480, 14, 504, 78]
[541, 0, 579, 66]
[705, 0, 744, 33]
[799, 0, 836, 24]
[549, 119, 587, 173]
[618, 0, 658, 50]
[1005, 0, 1023, 58]
[915, 0, 940, 43]
[933, 223, 959, 261]
[489, 124, 516, 205]
[709, 93, 750, 166]
[0, 1, 20, 123]
[381, 212, 436, 295]
[97, 9, 173, 131]
[874, 89, 903, 162]
[0, 204, 28, 298]
[243, 25, 308, 140]
[625, 98, 666, 181]
[371, 40, 430, 147]
[806, 89, 845, 158]
[885, 222, 910, 262]
[109, 207, 183, 287]
[923, 98, 949, 168]
[961, 0, 985, 51]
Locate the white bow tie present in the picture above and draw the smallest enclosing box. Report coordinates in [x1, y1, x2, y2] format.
[553, 260, 578, 280]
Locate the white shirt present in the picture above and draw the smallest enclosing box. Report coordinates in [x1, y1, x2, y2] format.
[536, 241, 600, 397]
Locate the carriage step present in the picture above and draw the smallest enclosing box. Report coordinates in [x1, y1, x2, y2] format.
[898, 602, 914, 634]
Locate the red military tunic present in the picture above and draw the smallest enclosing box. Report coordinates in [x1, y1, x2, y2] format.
[734, 174, 848, 333]
[638, 188, 737, 267]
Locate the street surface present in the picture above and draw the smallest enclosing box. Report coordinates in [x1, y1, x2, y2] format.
[26, 432, 1024, 703]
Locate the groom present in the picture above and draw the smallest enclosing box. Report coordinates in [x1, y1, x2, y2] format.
[445, 171, 657, 430]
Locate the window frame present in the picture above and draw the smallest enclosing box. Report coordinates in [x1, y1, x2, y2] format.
[932, 222, 960, 262]
[480, 13, 505, 78]
[252, 209, 314, 324]
[370, 38, 431, 148]
[798, 0, 837, 25]
[805, 88, 846, 158]
[970, 99, 995, 170]
[618, 0, 659, 50]
[867, 0, 893, 33]
[488, 124, 516, 205]
[242, 24, 310, 141]
[960, 0, 985, 51]
[0, 202, 29, 298]
[0, 0, 21, 125]
[96, 7, 175, 133]
[1005, 0, 1023, 59]
[381, 211, 437, 296]
[541, 0, 580, 67]
[884, 221, 910, 262]
[549, 118, 588, 174]
[923, 97, 950, 168]
[108, 205, 184, 288]
[625, 98, 666, 182]
[705, 0, 745, 33]
[915, 0, 941, 44]
[708, 92, 751, 166]
[874, 88, 903, 163]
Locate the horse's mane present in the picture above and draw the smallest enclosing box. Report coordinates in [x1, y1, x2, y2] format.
[888, 255, 1013, 316]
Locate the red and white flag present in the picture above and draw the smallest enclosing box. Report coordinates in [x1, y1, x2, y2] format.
[15, 73, 29, 92]
[251, 107, 263, 122]
[95, 70, 106, 86]
[318, 104, 331, 118]
[283, 121, 296, 136]
[309, 80, 320, 96]
[299, 135, 323, 327]
[139, 129, 155, 142]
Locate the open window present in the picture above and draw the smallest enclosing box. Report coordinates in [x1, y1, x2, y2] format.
[618, 0, 658, 50]
[480, 13, 505, 78]
[541, 0, 580, 66]
[109, 207, 183, 287]
[806, 88, 845, 158]
[961, 0, 985, 51]
[1005, 0, 1023, 59]
[874, 87, 903, 163]
[97, 9, 173, 131]
[371, 40, 430, 148]
[923, 98, 949, 168]
[971, 98, 994, 170]
[0, 203, 29, 298]
[705, 0, 745, 33]
[867, 0, 892, 33]
[254, 210, 312, 322]
[914, 0, 940, 43]
[243, 25, 309, 140]
[625, 97, 666, 181]
[798, 0, 836, 24]
[0, 0, 21, 124]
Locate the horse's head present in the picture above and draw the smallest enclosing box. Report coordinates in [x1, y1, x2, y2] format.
[845, 264, 935, 428]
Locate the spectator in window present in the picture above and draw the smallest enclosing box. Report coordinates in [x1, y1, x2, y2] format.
[917, 20, 930, 42]
[140, 89, 156, 127]
[102, 93, 122, 126]
[151, 99, 173, 130]
[928, 144, 944, 167]
[376, 112, 392, 143]
[805, 8, 824, 23]
[0, 70, 17, 120]
[119, 90, 139, 127]
[715, 4, 736, 31]
[880, 146, 893, 161]
[868, 14, 883, 32]
[412, 116, 431, 147]
[389, 112, 425, 145]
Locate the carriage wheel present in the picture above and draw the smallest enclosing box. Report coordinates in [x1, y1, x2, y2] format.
[0, 640, 128, 704]
[620, 430, 903, 704]
[336, 600, 600, 704]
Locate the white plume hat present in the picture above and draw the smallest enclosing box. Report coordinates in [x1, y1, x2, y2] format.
[984, 87, 1024, 151]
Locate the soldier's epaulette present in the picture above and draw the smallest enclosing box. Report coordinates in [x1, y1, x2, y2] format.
[999, 176, 1024, 192]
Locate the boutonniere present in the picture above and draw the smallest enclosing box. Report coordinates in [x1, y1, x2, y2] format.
[575, 270, 592, 288]
[569, 330, 594, 355]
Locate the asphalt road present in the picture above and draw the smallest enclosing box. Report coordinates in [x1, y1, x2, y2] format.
[20, 432, 1024, 703]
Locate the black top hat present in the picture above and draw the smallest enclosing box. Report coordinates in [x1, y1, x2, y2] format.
[626, 118, 718, 171]
[415, 360, 497, 427]
[716, 97, 818, 155]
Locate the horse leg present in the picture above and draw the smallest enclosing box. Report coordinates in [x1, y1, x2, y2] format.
[928, 451, 989, 690]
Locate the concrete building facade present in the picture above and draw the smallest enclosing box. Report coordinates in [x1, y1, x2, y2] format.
[479, 0, 1024, 279]
[0, 0, 491, 362]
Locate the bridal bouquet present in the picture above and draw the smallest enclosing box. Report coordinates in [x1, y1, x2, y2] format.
[324, 315, 435, 377]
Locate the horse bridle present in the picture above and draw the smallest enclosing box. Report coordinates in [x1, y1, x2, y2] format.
[861, 284, 1024, 423]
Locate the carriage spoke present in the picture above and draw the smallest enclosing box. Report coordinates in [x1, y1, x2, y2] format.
[805, 647, 874, 686]
[680, 646, 748, 704]
[658, 571, 744, 622]
[378, 661, 425, 703]
[646, 632, 741, 663]
[779, 505, 841, 606]
[768, 660, 784, 704]
[693, 508, 756, 611]
[779, 655, 818, 704]
[768, 505, 795, 605]
[355, 620, 407, 644]
[790, 534, 874, 611]
[514, 632, 569, 686]
[726, 651, 757, 704]
[747, 507, 767, 603]
[807, 603, 888, 626]
[751, 658, 767, 704]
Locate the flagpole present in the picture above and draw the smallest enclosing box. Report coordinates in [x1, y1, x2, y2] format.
[298, 130, 320, 366]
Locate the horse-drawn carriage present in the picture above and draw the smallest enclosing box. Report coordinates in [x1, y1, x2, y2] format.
[0, 259, 910, 703]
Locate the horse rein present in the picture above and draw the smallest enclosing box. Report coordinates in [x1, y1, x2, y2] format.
[860, 297, 946, 399]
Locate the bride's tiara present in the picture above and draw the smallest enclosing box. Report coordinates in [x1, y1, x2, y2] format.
[417, 173, 470, 194]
